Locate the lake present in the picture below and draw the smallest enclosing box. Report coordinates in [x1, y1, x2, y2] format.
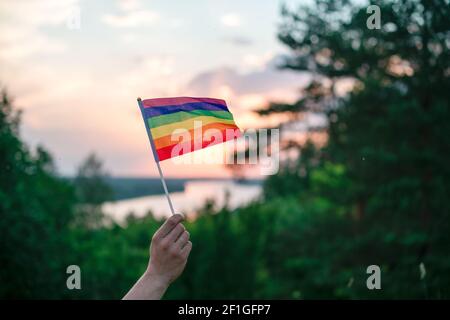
[102, 180, 262, 222]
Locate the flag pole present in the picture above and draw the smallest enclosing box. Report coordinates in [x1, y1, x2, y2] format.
[137, 97, 176, 216]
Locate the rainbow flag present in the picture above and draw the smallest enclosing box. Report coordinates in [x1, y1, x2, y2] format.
[138, 97, 241, 161]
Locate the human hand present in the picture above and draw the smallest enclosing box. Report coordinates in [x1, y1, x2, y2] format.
[123, 214, 192, 300]
[146, 214, 192, 287]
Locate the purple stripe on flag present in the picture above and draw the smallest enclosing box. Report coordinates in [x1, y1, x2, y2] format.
[142, 97, 226, 108]
[142, 102, 230, 118]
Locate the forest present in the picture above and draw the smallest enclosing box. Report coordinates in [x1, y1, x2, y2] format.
[1, 0, 449, 299]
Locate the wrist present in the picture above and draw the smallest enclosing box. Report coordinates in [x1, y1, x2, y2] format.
[122, 267, 170, 300]
[144, 266, 171, 291]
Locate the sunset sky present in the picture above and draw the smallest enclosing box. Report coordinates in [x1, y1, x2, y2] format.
[0, 0, 311, 178]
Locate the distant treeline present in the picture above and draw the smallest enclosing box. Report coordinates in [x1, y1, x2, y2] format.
[65, 177, 262, 201]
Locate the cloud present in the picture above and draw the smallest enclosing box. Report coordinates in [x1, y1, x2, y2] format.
[187, 57, 307, 98]
[0, 32, 67, 60]
[0, 0, 79, 60]
[102, 10, 159, 28]
[168, 18, 184, 29]
[118, 0, 141, 11]
[185, 56, 309, 129]
[102, 0, 159, 28]
[241, 52, 275, 71]
[222, 36, 253, 46]
[220, 13, 242, 27]
[0, 0, 80, 28]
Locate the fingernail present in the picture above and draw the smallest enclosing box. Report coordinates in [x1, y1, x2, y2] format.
[174, 213, 184, 221]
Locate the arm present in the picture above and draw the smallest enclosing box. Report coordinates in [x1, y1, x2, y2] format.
[123, 214, 192, 300]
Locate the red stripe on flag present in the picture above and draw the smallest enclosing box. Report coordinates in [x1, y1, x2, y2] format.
[156, 128, 241, 161]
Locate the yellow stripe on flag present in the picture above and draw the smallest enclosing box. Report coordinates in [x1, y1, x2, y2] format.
[149, 116, 236, 139]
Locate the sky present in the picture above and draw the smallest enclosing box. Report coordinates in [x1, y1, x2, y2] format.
[0, 0, 311, 178]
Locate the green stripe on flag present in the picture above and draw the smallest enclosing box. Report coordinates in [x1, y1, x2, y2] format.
[148, 110, 234, 128]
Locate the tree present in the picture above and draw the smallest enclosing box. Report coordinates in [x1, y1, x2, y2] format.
[262, 0, 450, 224]
[258, 0, 450, 298]
[73, 153, 113, 228]
[0, 89, 76, 298]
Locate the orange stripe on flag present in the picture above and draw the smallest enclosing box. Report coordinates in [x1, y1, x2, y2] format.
[153, 123, 240, 149]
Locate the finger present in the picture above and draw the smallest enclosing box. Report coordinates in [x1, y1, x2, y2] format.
[165, 223, 185, 243]
[175, 231, 190, 249]
[153, 214, 184, 240]
[181, 241, 192, 258]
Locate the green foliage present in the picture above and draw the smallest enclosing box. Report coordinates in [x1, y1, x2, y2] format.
[72, 153, 114, 228]
[0, 89, 76, 298]
[64, 214, 161, 299]
[263, 141, 318, 200]
[259, 0, 450, 298]
[74, 153, 113, 206]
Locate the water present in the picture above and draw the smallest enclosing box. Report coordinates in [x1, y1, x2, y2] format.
[102, 180, 262, 222]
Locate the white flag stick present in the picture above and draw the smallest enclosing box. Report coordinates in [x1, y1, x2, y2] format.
[137, 97, 175, 215]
